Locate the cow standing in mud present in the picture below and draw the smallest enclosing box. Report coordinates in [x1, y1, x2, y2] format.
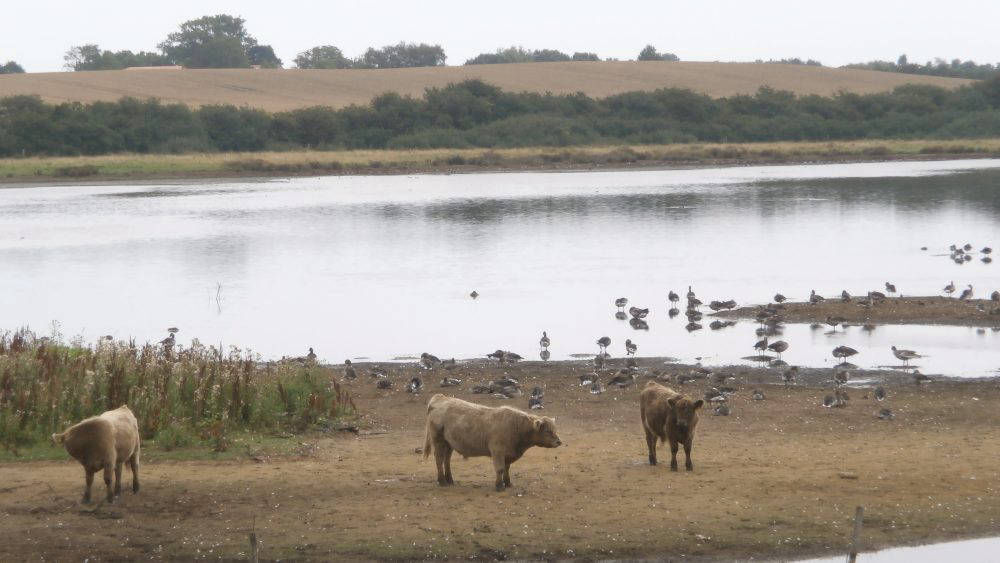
[52, 405, 141, 504]
[640, 382, 703, 471]
[423, 394, 562, 491]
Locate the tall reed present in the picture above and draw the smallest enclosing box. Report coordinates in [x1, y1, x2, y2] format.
[0, 328, 356, 454]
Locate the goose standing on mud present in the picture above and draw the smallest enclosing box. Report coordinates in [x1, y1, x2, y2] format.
[420, 352, 441, 369]
[539, 331, 550, 349]
[891, 345, 922, 366]
[885, 282, 897, 294]
[773, 293, 787, 304]
[959, 285, 974, 300]
[841, 290, 851, 302]
[344, 359, 357, 381]
[944, 281, 956, 296]
[809, 290, 825, 305]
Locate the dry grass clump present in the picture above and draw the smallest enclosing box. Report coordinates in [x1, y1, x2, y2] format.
[0, 328, 355, 454]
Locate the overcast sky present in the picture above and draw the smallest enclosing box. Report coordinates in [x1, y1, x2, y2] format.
[3, 0, 998, 73]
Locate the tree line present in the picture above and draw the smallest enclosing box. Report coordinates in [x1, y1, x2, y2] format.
[3, 76, 1000, 157]
[845, 54, 999, 80]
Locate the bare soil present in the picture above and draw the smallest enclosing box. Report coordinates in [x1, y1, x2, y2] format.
[0, 62, 973, 111]
[716, 296, 1000, 327]
[2, 360, 998, 561]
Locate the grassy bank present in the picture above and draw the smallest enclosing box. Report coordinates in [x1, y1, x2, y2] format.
[0, 329, 356, 457]
[2, 138, 1000, 183]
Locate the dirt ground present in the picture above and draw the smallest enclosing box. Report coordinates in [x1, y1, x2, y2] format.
[2, 359, 999, 561]
[716, 295, 1000, 327]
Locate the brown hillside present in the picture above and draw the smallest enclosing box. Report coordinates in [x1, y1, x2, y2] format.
[0, 61, 974, 112]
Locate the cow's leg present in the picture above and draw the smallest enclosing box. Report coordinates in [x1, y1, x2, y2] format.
[129, 452, 140, 493]
[492, 453, 507, 492]
[83, 468, 94, 504]
[683, 439, 694, 471]
[669, 439, 679, 472]
[433, 441, 448, 486]
[103, 462, 114, 503]
[644, 428, 658, 465]
[442, 444, 454, 485]
[114, 461, 123, 496]
[502, 462, 512, 488]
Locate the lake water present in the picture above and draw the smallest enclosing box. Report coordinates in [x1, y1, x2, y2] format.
[2, 159, 1000, 376]
[797, 535, 1000, 562]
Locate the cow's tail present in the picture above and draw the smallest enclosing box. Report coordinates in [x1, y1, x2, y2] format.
[422, 418, 433, 460]
[423, 396, 438, 460]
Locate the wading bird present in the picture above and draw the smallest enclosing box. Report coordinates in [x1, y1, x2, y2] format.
[539, 331, 550, 349]
[774, 293, 787, 304]
[832, 345, 858, 364]
[885, 282, 896, 294]
[668, 290, 679, 305]
[596, 336, 611, 354]
[944, 281, 956, 296]
[625, 339, 637, 356]
[615, 297, 628, 311]
[767, 340, 789, 360]
[825, 316, 847, 331]
[891, 345, 921, 366]
[809, 290, 825, 304]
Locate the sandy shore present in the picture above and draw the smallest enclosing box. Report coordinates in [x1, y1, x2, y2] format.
[714, 295, 1000, 327]
[2, 358, 998, 561]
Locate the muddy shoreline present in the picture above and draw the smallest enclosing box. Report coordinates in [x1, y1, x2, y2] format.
[2, 358, 998, 560]
[713, 295, 1000, 327]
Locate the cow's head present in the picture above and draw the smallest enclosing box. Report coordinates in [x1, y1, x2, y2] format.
[668, 396, 704, 431]
[533, 416, 562, 448]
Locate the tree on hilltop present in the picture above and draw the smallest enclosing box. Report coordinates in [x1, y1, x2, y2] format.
[294, 45, 352, 69]
[0, 60, 25, 73]
[157, 14, 281, 68]
[638, 45, 680, 62]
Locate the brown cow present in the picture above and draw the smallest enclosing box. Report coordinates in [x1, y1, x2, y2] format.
[423, 394, 562, 491]
[52, 405, 140, 504]
[640, 381, 703, 471]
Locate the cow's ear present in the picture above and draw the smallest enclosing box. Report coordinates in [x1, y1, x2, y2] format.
[693, 399, 704, 410]
[533, 418, 543, 431]
[667, 397, 678, 407]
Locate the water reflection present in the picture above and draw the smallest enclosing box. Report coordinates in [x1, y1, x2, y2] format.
[1, 160, 999, 376]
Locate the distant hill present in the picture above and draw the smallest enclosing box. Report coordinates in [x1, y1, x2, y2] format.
[0, 61, 975, 112]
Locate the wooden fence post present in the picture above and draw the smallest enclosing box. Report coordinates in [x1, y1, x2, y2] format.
[847, 505, 864, 563]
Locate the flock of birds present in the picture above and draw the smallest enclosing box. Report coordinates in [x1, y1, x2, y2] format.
[289, 241, 999, 418]
[931, 243, 993, 265]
